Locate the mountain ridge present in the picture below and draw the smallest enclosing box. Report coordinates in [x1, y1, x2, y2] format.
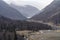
[10, 3, 40, 18]
[0, 0, 26, 20]
[30, 0, 60, 24]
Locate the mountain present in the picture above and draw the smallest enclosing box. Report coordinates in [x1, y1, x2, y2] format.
[31, 0, 60, 24]
[10, 4, 40, 18]
[0, 0, 26, 20]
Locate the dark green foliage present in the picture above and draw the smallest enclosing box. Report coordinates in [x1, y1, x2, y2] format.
[0, 16, 52, 32]
[0, 20, 52, 31]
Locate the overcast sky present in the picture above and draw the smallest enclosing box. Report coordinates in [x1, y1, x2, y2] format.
[3, 0, 54, 10]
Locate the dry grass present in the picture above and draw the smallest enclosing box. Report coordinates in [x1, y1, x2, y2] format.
[16, 30, 60, 40]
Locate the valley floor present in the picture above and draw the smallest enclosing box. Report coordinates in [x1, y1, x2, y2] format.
[16, 30, 60, 40]
[0, 30, 60, 40]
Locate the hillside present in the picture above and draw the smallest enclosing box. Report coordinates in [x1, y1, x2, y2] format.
[31, 0, 60, 24]
[0, 0, 26, 20]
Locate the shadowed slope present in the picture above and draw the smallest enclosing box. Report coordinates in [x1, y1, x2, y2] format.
[0, 0, 26, 20]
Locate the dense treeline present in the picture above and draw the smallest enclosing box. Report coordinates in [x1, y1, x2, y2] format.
[15, 21, 52, 31]
[0, 16, 53, 31]
[0, 21, 53, 31]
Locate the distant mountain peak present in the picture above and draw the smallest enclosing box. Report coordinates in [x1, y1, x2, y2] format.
[10, 3, 40, 18]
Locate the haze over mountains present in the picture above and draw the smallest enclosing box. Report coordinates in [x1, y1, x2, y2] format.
[0, 0, 26, 20]
[0, 0, 60, 24]
[31, 0, 60, 24]
[0, 0, 60, 30]
[3, 0, 54, 18]
[10, 3, 40, 18]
